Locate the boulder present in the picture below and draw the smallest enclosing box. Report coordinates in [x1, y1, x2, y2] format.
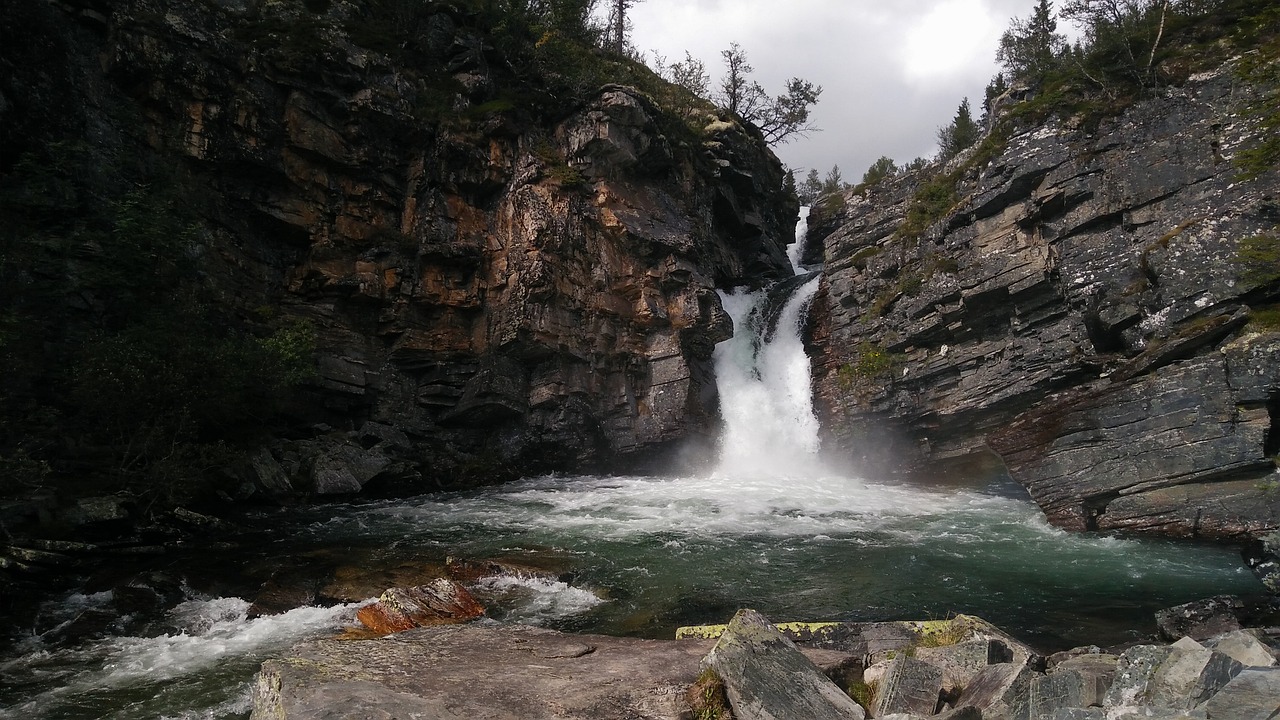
[1049, 654, 1118, 705]
[1202, 630, 1277, 668]
[354, 578, 486, 635]
[1155, 597, 1245, 641]
[1242, 531, 1280, 598]
[704, 609, 867, 720]
[1145, 638, 1242, 709]
[955, 662, 1037, 717]
[310, 443, 391, 495]
[916, 639, 1000, 694]
[1022, 671, 1095, 720]
[251, 624, 716, 720]
[873, 656, 943, 718]
[250, 447, 293, 496]
[318, 560, 449, 604]
[1103, 645, 1174, 708]
[1198, 667, 1280, 720]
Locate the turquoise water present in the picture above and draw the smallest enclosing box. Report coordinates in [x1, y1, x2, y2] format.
[0, 472, 1262, 719]
[286, 472, 1262, 648]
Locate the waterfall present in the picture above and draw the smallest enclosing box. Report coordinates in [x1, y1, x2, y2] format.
[712, 209, 823, 479]
[787, 206, 811, 273]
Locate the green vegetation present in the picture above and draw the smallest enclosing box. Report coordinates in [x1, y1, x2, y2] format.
[849, 245, 884, 269]
[1234, 49, 1280, 180]
[533, 138, 587, 188]
[0, 137, 315, 504]
[990, 0, 1280, 130]
[1247, 305, 1280, 330]
[898, 172, 960, 241]
[916, 618, 968, 648]
[837, 344, 905, 390]
[1234, 232, 1280, 286]
[688, 668, 732, 720]
[714, 42, 823, 145]
[936, 98, 981, 163]
[848, 680, 878, 711]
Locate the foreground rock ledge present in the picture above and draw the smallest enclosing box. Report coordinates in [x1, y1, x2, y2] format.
[251, 624, 717, 719]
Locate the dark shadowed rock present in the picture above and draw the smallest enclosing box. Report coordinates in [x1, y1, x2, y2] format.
[705, 609, 867, 720]
[0, 0, 798, 503]
[1156, 597, 1246, 641]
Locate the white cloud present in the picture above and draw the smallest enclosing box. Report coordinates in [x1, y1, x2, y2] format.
[627, 0, 1031, 180]
[900, 0, 1005, 85]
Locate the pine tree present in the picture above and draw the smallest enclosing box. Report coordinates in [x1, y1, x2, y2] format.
[937, 98, 980, 162]
[822, 165, 845, 194]
[605, 0, 643, 56]
[783, 168, 798, 199]
[800, 168, 823, 203]
[860, 156, 898, 187]
[997, 0, 1066, 82]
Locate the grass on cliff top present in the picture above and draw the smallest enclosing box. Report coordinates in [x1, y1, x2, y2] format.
[892, 0, 1280, 246]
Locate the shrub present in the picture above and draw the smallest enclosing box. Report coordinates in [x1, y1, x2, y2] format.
[1235, 233, 1280, 286]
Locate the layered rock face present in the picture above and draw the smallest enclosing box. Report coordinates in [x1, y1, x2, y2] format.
[810, 62, 1280, 539]
[5, 1, 793, 492]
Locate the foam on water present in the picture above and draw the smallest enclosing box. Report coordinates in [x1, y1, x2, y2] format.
[471, 574, 606, 625]
[1, 596, 363, 719]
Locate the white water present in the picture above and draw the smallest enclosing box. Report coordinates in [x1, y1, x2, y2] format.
[787, 206, 812, 272]
[712, 280, 824, 479]
[1, 596, 364, 719]
[712, 205, 823, 478]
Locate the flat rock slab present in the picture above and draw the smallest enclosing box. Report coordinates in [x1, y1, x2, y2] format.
[251, 624, 717, 719]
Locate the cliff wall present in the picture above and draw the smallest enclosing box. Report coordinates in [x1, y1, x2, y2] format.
[0, 0, 795, 501]
[809, 60, 1280, 540]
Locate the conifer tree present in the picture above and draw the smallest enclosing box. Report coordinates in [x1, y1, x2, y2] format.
[606, 0, 642, 56]
[936, 98, 980, 162]
[800, 168, 823, 203]
[860, 156, 898, 187]
[998, 0, 1066, 82]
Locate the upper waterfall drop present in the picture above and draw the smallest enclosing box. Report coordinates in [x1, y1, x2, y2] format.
[787, 206, 811, 274]
[711, 208, 823, 479]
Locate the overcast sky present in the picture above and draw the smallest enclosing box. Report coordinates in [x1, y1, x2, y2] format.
[626, 0, 1042, 182]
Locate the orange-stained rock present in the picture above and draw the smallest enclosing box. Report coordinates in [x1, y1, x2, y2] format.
[356, 579, 485, 636]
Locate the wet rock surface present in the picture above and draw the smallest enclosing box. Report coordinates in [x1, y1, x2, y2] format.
[809, 58, 1280, 541]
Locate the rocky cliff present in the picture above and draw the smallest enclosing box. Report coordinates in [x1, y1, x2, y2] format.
[808, 58, 1280, 540]
[0, 0, 795, 504]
